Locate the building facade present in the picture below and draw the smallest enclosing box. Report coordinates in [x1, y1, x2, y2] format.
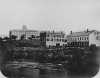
[67, 30, 100, 47]
[40, 31, 67, 47]
[9, 25, 40, 40]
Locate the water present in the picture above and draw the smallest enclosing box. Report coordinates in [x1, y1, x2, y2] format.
[0, 69, 98, 78]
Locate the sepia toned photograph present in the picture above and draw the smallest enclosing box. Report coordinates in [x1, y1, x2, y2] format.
[0, 0, 100, 78]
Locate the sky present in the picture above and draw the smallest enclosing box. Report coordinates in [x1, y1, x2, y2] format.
[0, 0, 100, 35]
[0, 0, 100, 77]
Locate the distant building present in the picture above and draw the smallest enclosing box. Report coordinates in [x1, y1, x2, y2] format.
[40, 31, 67, 47]
[67, 29, 100, 47]
[0, 34, 8, 38]
[9, 25, 40, 40]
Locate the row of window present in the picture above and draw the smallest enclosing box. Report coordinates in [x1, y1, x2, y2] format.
[46, 34, 64, 38]
[67, 42, 89, 47]
[11, 31, 39, 35]
[46, 38, 67, 42]
[11, 33, 39, 37]
[68, 36, 89, 41]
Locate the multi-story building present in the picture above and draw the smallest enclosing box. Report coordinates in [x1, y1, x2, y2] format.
[9, 25, 40, 40]
[67, 29, 100, 47]
[40, 31, 67, 47]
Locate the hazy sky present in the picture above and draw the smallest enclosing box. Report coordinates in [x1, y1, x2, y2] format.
[0, 0, 100, 35]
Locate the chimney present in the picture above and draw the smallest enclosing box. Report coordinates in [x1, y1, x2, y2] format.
[70, 31, 72, 34]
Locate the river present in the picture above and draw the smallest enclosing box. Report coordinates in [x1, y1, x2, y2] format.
[0, 69, 99, 78]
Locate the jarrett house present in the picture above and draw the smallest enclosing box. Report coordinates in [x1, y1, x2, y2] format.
[67, 29, 100, 47]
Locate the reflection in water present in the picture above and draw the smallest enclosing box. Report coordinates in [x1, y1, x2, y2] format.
[39, 71, 65, 78]
[1, 69, 95, 78]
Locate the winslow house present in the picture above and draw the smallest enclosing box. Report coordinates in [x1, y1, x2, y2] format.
[9, 25, 100, 48]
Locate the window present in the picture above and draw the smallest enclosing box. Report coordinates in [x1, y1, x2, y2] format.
[51, 38, 53, 41]
[87, 37, 88, 40]
[81, 37, 83, 40]
[78, 37, 79, 40]
[84, 37, 86, 40]
[80, 37, 81, 40]
[62, 39, 64, 42]
[57, 38, 59, 41]
[65, 39, 67, 42]
[47, 38, 49, 41]
[59, 39, 61, 41]
[47, 34, 49, 37]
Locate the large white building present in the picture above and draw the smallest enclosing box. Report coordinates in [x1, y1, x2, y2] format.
[40, 31, 67, 47]
[9, 25, 40, 40]
[67, 29, 100, 47]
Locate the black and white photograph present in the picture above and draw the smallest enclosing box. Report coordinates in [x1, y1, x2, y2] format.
[0, 0, 100, 78]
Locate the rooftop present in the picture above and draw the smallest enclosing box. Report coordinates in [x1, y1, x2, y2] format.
[67, 30, 100, 37]
[40, 31, 65, 35]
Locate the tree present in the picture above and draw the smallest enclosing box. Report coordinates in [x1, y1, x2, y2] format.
[89, 44, 97, 52]
[3, 37, 10, 41]
[28, 37, 32, 40]
[20, 34, 25, 40]
[0, 37, 3, 42]
[10, 35, 17, 40]
[31, 35, 35, 38]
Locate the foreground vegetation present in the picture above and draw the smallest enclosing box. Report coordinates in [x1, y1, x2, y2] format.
[0, 37, 99, 76]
